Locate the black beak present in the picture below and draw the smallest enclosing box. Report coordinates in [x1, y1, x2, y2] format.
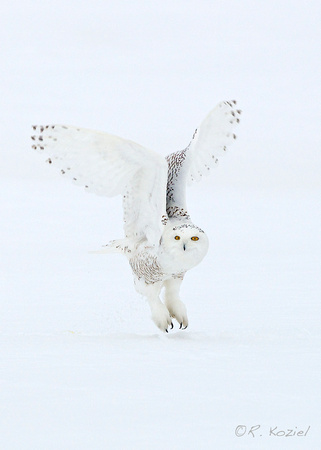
[183, 243, 186, 251]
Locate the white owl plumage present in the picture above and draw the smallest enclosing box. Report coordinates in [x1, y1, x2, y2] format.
[32, 100, 241, 332]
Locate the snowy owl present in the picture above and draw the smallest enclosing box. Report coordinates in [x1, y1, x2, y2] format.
[31, 100, 241, 332]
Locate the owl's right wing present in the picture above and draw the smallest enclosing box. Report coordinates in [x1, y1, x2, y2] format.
[31, 125, 168, 246]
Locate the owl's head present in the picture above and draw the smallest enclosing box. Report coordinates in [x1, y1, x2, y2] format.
[160, 222, 209, 270]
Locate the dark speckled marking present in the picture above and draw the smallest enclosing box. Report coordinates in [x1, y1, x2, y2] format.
[129, 252, 164, 284]
[165, 149, 190, 219]
[172, 223, 204, 233]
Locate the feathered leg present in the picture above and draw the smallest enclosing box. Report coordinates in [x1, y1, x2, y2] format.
[164, 278, 188, 329]
[144, 282, 173, 333]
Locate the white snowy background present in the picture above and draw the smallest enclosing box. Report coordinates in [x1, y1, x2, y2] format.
[1, 0, 320, 449]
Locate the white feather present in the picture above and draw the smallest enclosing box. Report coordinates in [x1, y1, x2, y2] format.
[31, 125, 168, 246]
[164, 100, 241, 215]
[187, 100, 241, 184]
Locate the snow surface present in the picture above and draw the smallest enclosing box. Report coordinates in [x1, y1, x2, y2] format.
[1, 1, 321, 449]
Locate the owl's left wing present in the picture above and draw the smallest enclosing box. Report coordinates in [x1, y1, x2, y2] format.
[165, 100, 241, 217]
[31, 125, 168, 245]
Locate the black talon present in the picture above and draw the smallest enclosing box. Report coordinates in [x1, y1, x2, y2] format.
[179, 323, 183, 329]
[170, 322, 174, 329]
[165, 329, 168, 333]
[182, 325, 188, 330]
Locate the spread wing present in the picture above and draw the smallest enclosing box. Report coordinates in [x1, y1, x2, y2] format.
[31, 125, 168, 245]
[165, 100, 241, 218]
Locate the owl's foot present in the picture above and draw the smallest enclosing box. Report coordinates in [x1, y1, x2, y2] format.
[150, 300, 173, 333]
[165, 299, 188, 330]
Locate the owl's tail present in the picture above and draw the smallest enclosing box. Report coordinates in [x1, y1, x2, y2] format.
[89, 239, 131, 255]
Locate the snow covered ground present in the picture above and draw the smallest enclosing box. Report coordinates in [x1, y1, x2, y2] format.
[1, 1, 321, 449]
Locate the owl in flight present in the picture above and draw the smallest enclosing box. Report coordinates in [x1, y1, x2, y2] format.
[32, 100, 241, 332]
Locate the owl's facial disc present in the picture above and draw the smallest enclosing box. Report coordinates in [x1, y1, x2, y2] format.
[174, 234, 200, 251]
[161, 222, 209, 260]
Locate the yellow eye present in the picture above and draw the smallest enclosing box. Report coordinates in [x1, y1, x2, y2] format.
[174, 236, 180, 240]
[191, 236, 199, 241]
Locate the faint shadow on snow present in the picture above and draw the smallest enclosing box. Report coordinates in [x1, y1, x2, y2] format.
[57, 326, 320, 347]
